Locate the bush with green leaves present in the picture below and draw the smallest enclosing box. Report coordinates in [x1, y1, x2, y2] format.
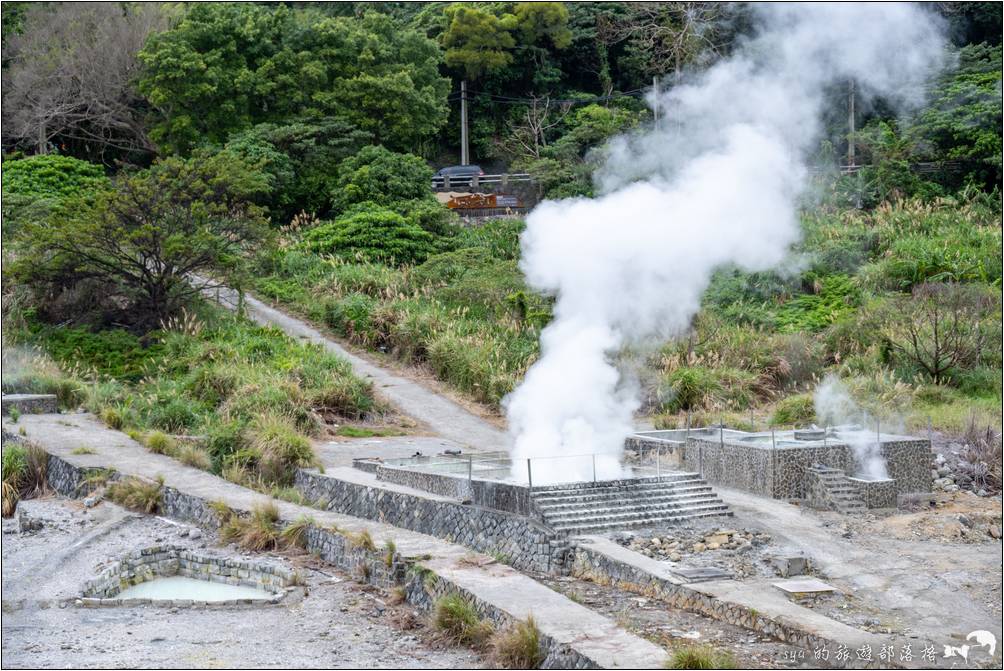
[330, 145, 434, 214]
[302, 203, 434, 265]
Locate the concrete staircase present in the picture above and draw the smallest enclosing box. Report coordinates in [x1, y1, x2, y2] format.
[807, 465, 867, 514]
[531, 473, 731, 536]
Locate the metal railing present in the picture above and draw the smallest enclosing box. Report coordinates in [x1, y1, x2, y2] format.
[431, 172, 534, 189]
[384, 444, 682, 490]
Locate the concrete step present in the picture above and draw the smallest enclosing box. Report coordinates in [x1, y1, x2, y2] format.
[535, 490, 718, 514]
[541, 497, 728, 523]
[552, 509, 734, 535]
[533, 485, 714, 508]
[545, 502, 732, 529]
[530, 477, 705, 500]
[530, 473, 701, 494]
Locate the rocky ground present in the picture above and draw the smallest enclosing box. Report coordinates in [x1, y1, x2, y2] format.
[535, 573, 811, 669]
[2, 496, 481, 669]
[613, 520, 777, 580]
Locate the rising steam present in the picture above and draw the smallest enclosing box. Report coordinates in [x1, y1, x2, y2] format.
[504, 4, 945, 484]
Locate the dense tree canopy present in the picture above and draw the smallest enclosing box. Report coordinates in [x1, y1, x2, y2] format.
[139, 5, 449, 153]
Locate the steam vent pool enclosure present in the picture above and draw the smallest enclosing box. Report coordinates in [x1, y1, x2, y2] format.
[350, 424, 931, 533]
[627, 425, 932, 505]
[81, 546, 296, 607]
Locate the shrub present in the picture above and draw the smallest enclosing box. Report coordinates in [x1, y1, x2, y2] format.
[205, 419, 248, 472]
[330, 146, 433, 213]
[1, 444, 48, 517]
[145, 431, 176, 455]
[245, 413, 317, 487]
[659, 367, 721, 412]
[664, 645, 735, 669]
[302, 203, 434, 265]
[281, 514, 316, 550]
[100, 406, 124, 430]
[176, 444, 212, 470]
[770, 393, 815, 426]
[433, 593, 494, 647]
[489, 616, 543, 669]
[453, 219, 525, 261]
[106, 475, 164, 513]
[347, 528, 376, 551]
[220, 501, 281, 551]
[880, 283, 1000, 383]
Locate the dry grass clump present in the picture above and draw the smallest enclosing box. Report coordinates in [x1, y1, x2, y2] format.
[176, 443, 212, 470]
[280, 514, 316, 550]
[432, 593, 494, 647]
[245, 412, 319, 486]
[106, 475, 164, 513]
[145, 431, 176, 454]
[664, 644, 735, 669]
[2, 444, 49, 517]
[489, 616, 543, 669]
[347, 528, 376, 551]
[220, 501, 282, 551]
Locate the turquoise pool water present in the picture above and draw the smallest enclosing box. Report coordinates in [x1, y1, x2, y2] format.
[116, 576, 272, 601]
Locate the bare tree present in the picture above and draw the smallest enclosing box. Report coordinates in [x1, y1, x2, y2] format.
[882, 283, 999, 383]
[598, 2, 729, 80]
[1, 3, 166, 160]
[498, 95, 574, 161]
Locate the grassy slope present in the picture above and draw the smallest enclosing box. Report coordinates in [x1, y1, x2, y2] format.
[250, 196, 1002, 439]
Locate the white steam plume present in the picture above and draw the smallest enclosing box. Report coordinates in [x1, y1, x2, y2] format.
[814, 375, 890, 480]
[504, 4, 945, 484]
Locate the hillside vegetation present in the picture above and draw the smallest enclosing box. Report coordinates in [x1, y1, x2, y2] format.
[2, 1, 1000, 471]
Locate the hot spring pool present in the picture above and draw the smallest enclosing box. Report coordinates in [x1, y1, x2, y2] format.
[117, 576, 273, 602]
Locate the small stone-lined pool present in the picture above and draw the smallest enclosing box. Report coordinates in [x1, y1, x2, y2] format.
[117, 576, 273, 602]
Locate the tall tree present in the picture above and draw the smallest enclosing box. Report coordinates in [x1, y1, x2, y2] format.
[139, 6, 449, 153]
[10, 152, 271, 330]
[1, 3, 166, 161]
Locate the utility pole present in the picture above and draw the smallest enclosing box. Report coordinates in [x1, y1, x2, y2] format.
[652, 76, 660, 130]
[460, 80, 469, 166]
[847, 79, 856, 167]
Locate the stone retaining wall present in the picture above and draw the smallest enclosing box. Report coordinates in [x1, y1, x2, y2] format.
[2, 394, 59, 416]
[294, 469, 564, 573]
[627, 435, 932, 501]
[82, 546, 293, 607]
[847, 477, 898, 509]
[373, 463, 537, 518]
[571, 544, 857, 669]
[30, 449, 595, 668]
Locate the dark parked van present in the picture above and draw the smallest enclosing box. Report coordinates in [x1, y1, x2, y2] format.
[433, 164, 484, 187]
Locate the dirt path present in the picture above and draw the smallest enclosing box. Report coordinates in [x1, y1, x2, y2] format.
[206, 283, 508, 452]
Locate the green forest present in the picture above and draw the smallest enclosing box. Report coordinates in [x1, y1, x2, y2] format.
[2, 2, 1001, 493]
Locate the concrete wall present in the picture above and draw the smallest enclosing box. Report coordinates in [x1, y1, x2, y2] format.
[375, 464, 537, 518]
[295, 469, 564, 573]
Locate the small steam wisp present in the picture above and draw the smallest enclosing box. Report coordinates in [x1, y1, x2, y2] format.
[814, 376, 891, 480]
[504, 4, 945, 484]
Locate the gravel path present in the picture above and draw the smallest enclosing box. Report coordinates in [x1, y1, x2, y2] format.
[204, 282, 508, 452]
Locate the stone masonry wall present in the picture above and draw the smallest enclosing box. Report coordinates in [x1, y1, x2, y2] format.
[82, 546, 293, 606]
[848, 477, 898, 509]
[33, 449, 596, 669]
[571, 544, 861, 669]
[294, 469, 563, 573]
[374, 464, 537, 518]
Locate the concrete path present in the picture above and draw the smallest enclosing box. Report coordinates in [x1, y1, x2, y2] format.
[206, 284, 508, 452]
[6, 413, 668, 669]
[716, 486, 1003, 649]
